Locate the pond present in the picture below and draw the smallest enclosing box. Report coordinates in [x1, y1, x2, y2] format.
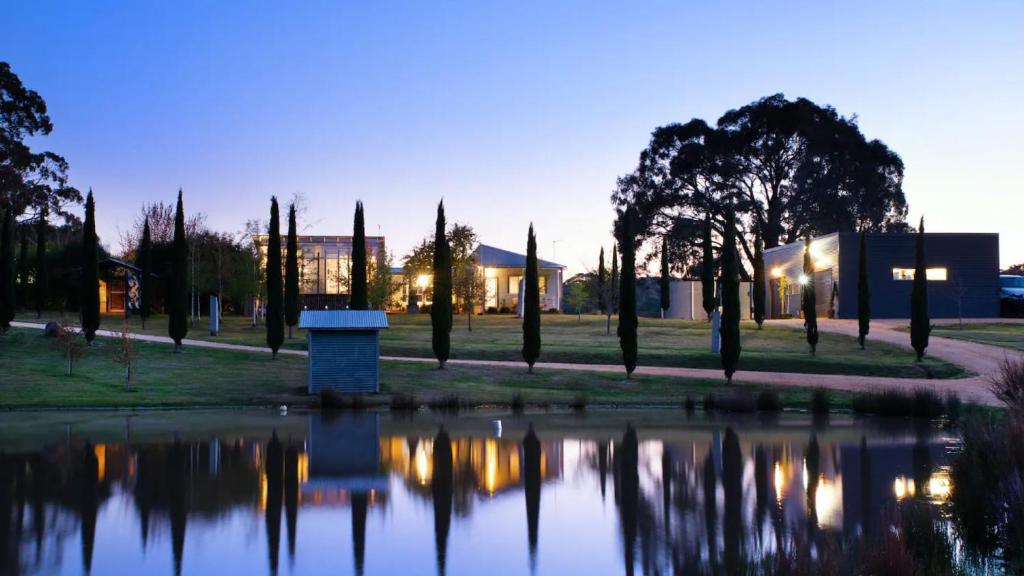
[0, 409, 1008, 575]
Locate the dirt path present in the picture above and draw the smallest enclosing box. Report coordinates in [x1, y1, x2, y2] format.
[12, 319, 1014, 406]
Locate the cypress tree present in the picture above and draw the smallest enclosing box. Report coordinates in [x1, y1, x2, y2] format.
[910, 217, 930, 361]
[522, 224, 541, 372]
[81, 190, 100, 344]
[431, 200, 452, 368]
[701, 213, 716, 320]
[265, 197, 284, 359]
[137, 218, 152, 329]
[857, 230, 870, 349]
[0, 209, 14, 332]
[617, 207, 638, 377]
[752, 230, 766, 328]
[659, 235, 670, 318]
[17, 229, 29, 309]
[801, 237, 819, 355]
[350, 201, 368, 310]
[34, 204, 47, 318]
[284, 204, 299, 335]
[597, 247, 606, 314]
[168, 190, 189, 352]
[719, 206, 741, 383]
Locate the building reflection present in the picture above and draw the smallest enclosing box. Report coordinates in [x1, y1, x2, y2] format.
[0, 416, 959, 576]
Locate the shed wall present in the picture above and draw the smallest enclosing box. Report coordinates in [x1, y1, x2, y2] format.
[307, 330, 380, 393]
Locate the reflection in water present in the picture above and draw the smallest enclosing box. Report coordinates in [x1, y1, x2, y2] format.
[0, 410, 1008, 575]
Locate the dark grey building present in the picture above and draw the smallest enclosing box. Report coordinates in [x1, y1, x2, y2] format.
[763, 232, 1000, 319]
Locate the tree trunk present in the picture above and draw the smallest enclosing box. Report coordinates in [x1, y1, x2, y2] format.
[66, 351, 72, 376]
[467, 310, 472, 332]
[288, 325, 293, 339]
[174, 342, 182, 354]
[125, 365, 131, 389]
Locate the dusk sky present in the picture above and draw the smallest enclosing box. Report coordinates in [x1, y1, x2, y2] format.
[3, 1, 1021, 273]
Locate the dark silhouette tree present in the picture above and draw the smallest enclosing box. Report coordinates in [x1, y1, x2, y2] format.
[611, 244, 619, 314]
[722, 428, 743, 574]
[701, 213, 716, 320]
[523, 425, 542, 572]
[284, 204, 299, 336]
[80, 190, 100, 344]
[284, 447, 299, 561]
[618, 425, 640, 576]
[659, 234, 670, 318]
[802, 237, 819, 354]
[432, 427, 454, 576]
[351, 492, 368, 576]
[265, 197, 284, 359]
[522, 224, 541, 372]
[169, 190, 189, 352]
[617, 207, 638, 377]
[431, 201, 452, 368]
[857, 230, 870, 349]
[753, 230, 765, 328]
[910, 217, 930, 361]
[34, 204, 47, 318]
[168, 440, 189, 576]
[136, 218, 152, 329]
[350, 201, 368, 310]
[597, 246, 606, 314]
[79, 443, 99, 575]
[265, 433, 283, 576]
[0, 208, 14, 331]
[719, 206, 741, 383]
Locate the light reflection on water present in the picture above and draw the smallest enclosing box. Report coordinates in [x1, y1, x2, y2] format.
[0, 410, 959, 575]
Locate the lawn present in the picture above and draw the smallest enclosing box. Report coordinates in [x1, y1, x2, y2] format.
[0, 327, 842, 409]
[17, 311, 962, 378]
[925, 322, 1024, 352]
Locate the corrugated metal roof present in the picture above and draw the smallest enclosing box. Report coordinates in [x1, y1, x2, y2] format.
[474, 244, 564, 269]
[299, 310, 389, 330]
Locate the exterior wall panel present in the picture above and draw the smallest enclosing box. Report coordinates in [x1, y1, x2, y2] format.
[307, 330, 380, 393]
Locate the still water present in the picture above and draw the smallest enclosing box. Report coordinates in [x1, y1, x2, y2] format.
[0, 410, 965, 575]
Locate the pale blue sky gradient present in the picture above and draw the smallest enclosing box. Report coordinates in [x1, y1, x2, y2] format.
[3, 1, 1022, 273]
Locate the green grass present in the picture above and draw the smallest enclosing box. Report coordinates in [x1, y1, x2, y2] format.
[1, 327, 854, 410]
[16, 311, 964, 378]
[925, 322, 1024, 352]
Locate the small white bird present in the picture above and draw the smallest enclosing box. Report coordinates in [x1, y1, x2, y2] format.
[279, 405, 288, 415]
[492, 419, 502, 438]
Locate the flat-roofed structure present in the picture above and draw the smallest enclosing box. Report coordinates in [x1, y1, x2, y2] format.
[763, 232, 1000, 319]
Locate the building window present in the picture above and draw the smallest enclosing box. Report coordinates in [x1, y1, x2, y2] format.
[509, 275, 522, 295]
[539, 276, 547, 294]
[892, 267, 948, 281]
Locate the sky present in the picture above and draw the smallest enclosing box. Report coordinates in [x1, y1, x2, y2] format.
[3, 0, 1022, 274]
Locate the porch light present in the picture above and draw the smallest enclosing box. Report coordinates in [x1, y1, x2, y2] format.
[484, 267, 496, 278]
[416, 274, 430, 289]
[770, 267, 783, 278]
[798, 274, 810, 285]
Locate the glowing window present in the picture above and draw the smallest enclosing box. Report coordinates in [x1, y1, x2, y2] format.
[892, 268, 948, 281]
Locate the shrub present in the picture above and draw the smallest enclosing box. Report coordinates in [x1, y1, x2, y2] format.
[498, 306, 511, 314]
[546, 308, 560, 314]
[320, 390, 367, 410]
[420, 304, 432, 314]
[510, 393, 525, 413]
[911, 388, 944, 419]
[810, 389, 831, 414]
[944, 393, 962, 423]
[568, 394, 587, 412]
[756, 390, 783, 412]
[389, 393, 419, 412]
[427, 394, 462, 412]
[486, 306, 498, 314]
[991, 358, 1024, 414]
[703, 391, 756, 413]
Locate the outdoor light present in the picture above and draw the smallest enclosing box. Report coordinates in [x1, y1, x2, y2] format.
[416, 274, 430, 289]
[770, 267, 783, 278]
[798, 274, 810, 285]
[484, 267, 496, 278]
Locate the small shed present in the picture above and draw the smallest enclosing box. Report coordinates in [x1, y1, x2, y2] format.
[300, 310, 389, 394]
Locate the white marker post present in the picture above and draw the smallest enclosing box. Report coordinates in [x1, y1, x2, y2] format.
[710, 309, 721, 354]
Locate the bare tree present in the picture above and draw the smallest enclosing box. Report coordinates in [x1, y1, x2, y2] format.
[52, 321, 85, 376]
[111, 321, 139, 389]
[453, 261, 486, 331]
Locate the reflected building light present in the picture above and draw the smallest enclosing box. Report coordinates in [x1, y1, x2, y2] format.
[927, 470, 952, 502]
[485, 439, 498, 495]
[415, 443, 431, 485]
[814, 476, 843, 528]
[802, 459, 809, 490]
[774, 461, 786, 503]
[893, 476, 916, 500]
[260, 472, 268, 510]
[94, 444, 107, 483]
[298, 452, 309, 484]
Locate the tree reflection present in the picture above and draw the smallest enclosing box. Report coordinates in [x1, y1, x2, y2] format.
[284, 445, 299, 562]
[617, 425, 639, 576]
[722, 428, 744, 574]
[432, 427, 453, 576]
[168, 440, 189, 576]
[79, 443, 100, 575]
[523, 425, 541, 573]
[265, 432, 283, 575]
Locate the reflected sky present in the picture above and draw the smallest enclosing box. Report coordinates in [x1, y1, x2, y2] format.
[0, 410, 962, 575]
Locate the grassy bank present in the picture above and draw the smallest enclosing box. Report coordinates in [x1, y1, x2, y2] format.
[925, 322, 1024, 351]
[17, 311, 965, 378]
[1, 327, 848, 410]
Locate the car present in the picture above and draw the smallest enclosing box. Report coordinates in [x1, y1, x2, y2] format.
[1000, 275, 1024, 316]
